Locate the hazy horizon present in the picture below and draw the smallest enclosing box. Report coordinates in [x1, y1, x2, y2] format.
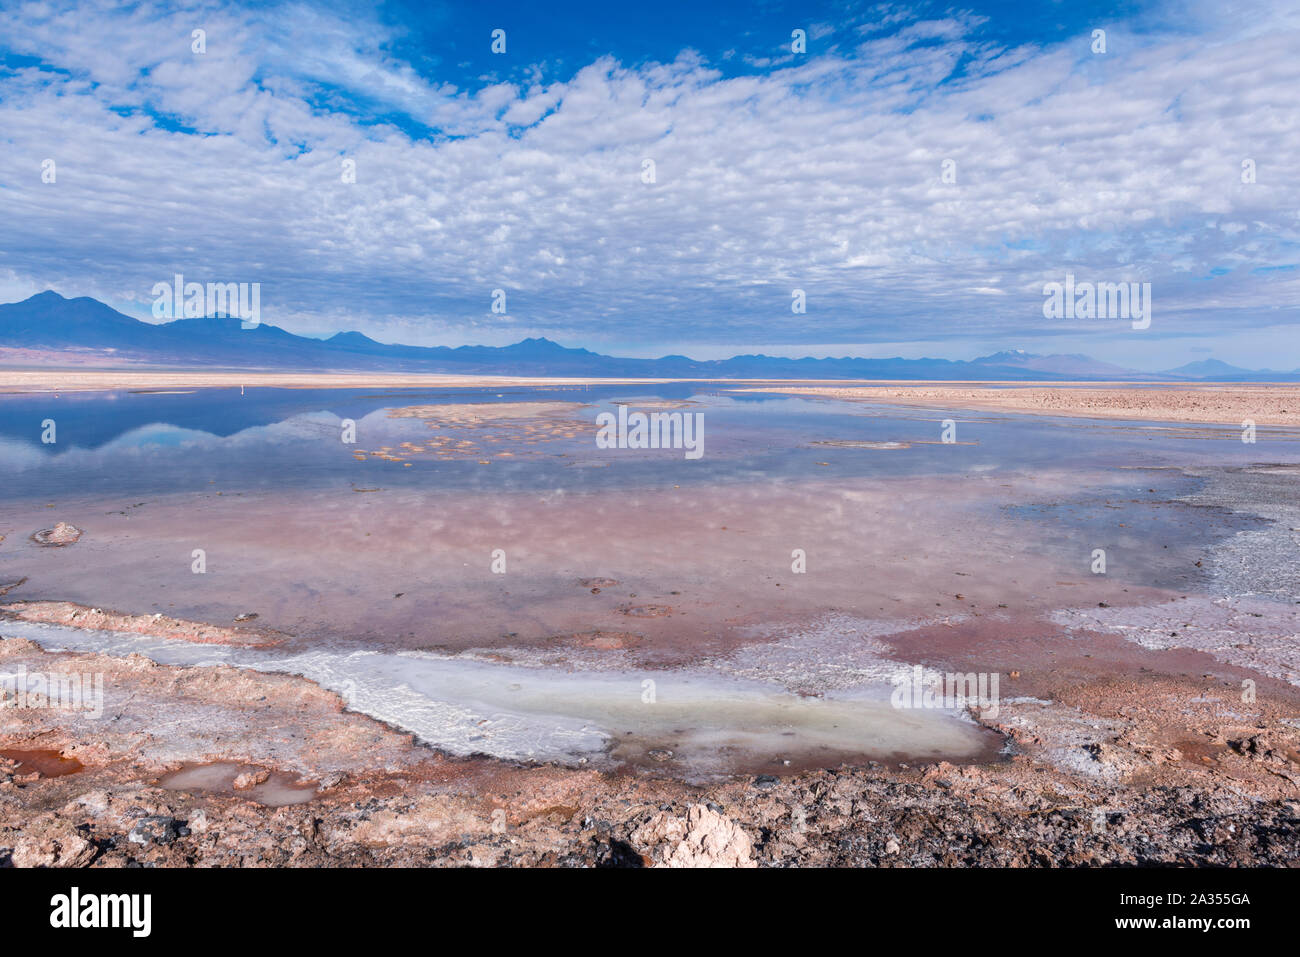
[4, 288, 1291, 373]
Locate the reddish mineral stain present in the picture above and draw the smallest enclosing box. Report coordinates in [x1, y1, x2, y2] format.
[1, 748, 84, 777]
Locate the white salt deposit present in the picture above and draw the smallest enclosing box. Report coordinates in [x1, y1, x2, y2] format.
[4, 618, 992, 779]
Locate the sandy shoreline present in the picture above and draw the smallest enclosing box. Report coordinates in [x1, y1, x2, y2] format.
[729, 383, 1300, 426]
[5, 371, 1298, 428]
[0, 370, 677, 393]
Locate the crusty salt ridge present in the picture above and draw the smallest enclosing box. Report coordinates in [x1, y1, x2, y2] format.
[2, 601, 286, 647]
[0, 617, 993, 775]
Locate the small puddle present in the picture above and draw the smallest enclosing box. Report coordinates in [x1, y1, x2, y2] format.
[7, 618, 1002, 782]
[1, 748, 84, 777]
[159, 762, 318, 807]
[607, 694, 1004, 777]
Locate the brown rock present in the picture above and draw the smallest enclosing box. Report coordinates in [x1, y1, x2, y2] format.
[10, 816, 96, 867]
[233, 769, 271, 790]
[632, 804, 755, 868]
[32, 522, 83, 546]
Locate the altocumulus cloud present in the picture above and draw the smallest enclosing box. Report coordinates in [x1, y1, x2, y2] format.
[0, 0, 1296, 358]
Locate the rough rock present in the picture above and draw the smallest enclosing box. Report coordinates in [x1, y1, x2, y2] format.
[33, 522, 83, 546]
[233, 769, 271, 790]
[128, 815, 182, 845]
[632, 804, 756, 868]
[10, 816, 96, 867]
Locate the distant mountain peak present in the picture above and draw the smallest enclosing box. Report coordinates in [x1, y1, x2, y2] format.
[328, 330, 381, 345]
[2, 292, 1292, 382]
[976, 349, 1038, 361]
[1164, 358, 1256, 377]
[1168, 358, 1243, 371]
[503, 336, 594, 357]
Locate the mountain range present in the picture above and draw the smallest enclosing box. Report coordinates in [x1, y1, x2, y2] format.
[1, 291, 1296, 381]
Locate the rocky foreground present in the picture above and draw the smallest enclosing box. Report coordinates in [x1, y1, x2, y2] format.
[2, 633, 1298, 868]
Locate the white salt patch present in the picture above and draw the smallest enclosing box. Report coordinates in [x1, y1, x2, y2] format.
[3, 618, 991, 777]
[718, 612, 968, 694]
[1052, 597, 1300, 686]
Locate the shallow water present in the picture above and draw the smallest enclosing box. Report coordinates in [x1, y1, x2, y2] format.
[2, 384, 1297, 775]
[1, 384, 1296, 500]
[0, 747, 83, 777]
[2, 618, 998, 780]
[159, 762, 317, 807]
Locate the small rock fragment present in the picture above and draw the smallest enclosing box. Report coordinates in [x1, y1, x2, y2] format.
[32, 522, 83, 546]
[128, 815, 181, 846]
[233, 769, 271, 790]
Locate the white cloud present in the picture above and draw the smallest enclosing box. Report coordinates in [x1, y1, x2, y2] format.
[0, 0, 1296, 365]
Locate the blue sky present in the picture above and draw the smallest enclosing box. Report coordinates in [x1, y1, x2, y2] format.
[0, 0, 1297, 370]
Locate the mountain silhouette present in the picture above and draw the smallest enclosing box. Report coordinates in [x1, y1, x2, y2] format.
[2, 291, 1294, 381]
